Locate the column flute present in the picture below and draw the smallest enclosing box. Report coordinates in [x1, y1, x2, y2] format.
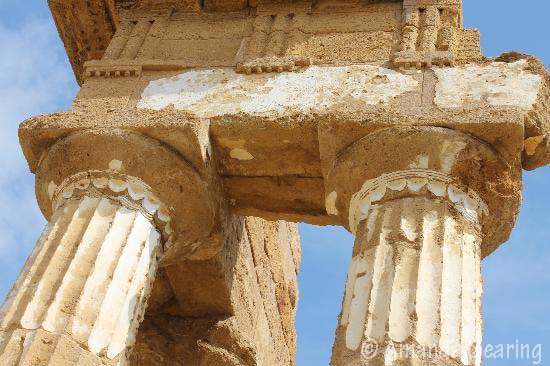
[0, 130, 217, 365]
[327, 127, 521, 366]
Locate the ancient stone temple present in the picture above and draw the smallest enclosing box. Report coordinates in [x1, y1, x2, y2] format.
[1, 0, 549, 365]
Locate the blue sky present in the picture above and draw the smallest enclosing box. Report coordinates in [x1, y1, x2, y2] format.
[0, 1, 548, 365]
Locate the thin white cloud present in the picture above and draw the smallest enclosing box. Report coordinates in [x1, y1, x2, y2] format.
[0, 16, 77, 296]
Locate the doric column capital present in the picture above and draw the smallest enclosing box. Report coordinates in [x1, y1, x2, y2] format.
[35, 129, 220, 247]
[346, 169, 489, 235]
[1, 129, 223, 364]
[325, 126, 521, 256]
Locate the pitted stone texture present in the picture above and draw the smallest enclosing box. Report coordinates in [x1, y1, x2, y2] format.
[0, 329, 105, 366]
[325, 127, 520, 257]
[332, 197, 482, 366]
[48, 0, 116, 84]
[34, 129, 218, 251]
[20, 54, 550, 228]
[0, 196, 162, 364]
[433, 60, 542, 109]
[130, 216, 301, 366]
[137, 66, 419, 116]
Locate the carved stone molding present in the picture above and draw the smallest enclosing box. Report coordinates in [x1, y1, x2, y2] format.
[393, 1, 477, 70]
[348, 169, 489, 234]
[34, 129, 219, 247]
[51, 171, 174, 243]
[324, 126, 521, 256]
[0, 195, 164, 364]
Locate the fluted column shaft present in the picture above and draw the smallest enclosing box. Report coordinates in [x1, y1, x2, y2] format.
[326, 127, 518, 366]
[333, 196, 483, 366]
[0, 176, 167, 365]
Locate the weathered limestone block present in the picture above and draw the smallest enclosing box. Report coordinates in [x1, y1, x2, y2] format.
[31, 129, 218, 250]
[326, 127, 518, 365]
[129, 215, 301, 366]
[49, 0, 480, 82]
[0, 329, 106, 366]
[395, 0, 476, 69]
[21, 54, 550, 228]
[48, 0, 116, 84]
[513, 54, 550, 170]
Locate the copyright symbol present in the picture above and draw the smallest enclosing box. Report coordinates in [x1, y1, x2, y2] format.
[361, 340, 379, 360]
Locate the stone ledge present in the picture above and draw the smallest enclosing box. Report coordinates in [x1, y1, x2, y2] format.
[18, 60, 549, 242]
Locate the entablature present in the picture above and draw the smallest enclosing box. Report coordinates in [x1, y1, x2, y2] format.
[49, 0, 481, 84]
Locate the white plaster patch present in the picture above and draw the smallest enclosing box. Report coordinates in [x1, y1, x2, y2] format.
[325, 191, 339, 215]
[401, 216, 418, 242]
[137, 66, 418, 117]
[348, 170, 488, 234]
[440, 216, 463, 358]
[109, 159, 123, 171]
[346, 250, 376, 351]
[230, 148, 254, 161]
[440, 140, 467, 174]
[461, 233, 479, 365]
[108, 179, 128, 193]
[408, 154, 429, 169]
[93, 177, 108, 189]
[434, 60, 541, 109]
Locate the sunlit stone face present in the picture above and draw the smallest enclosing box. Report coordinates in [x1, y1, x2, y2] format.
[137, 65, 419, 116]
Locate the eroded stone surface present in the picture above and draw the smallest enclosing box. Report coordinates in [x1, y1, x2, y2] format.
[130, 215, 301, 366]
[137, 66, 419, 116]
[0, 195, 162, 364]
[333, 197, 483, 366]
[327, 126, 514, 365]
[434, 60, 542, 108]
